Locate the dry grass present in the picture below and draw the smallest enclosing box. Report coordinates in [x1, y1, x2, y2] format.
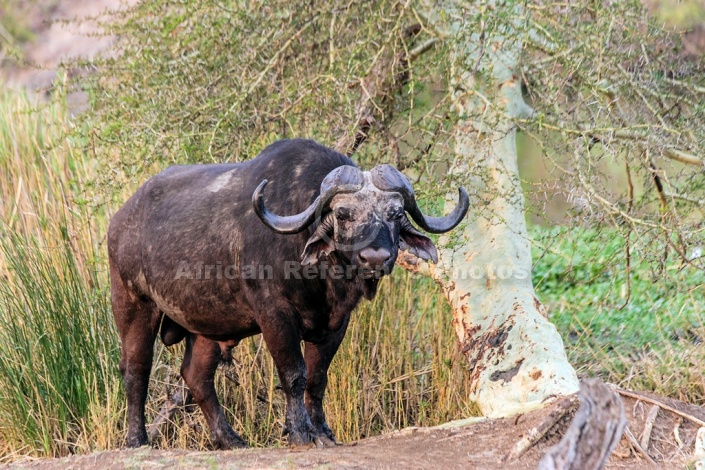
[0, 85, 476, 459]
[147, 270, 477, 449]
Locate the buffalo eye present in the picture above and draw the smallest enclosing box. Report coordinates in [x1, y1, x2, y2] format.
[387, 207, 404, 221]
[335, 207, 353, 221]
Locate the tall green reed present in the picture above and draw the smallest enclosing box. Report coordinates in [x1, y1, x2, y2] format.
[0, 85, 122, 459]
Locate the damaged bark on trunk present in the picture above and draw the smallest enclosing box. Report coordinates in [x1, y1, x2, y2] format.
[410, 0, 580, 417]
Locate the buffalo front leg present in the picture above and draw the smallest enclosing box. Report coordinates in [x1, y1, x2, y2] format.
[180, 334, 247, 449]
[303, 317, 350, 447]
[259, 317, 319, 448]
[111, 268, 160, 447]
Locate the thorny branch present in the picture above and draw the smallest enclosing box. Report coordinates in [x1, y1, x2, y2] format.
[334, 21, 437, 156]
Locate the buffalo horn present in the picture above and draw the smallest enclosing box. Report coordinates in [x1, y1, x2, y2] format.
[370, 164, 469, 234]
[253, 165, 364, 234]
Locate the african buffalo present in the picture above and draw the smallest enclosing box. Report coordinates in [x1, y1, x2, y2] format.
[108, 138, 468, 449]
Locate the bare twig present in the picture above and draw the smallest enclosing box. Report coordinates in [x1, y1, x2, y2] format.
[517, 122, 705, 168]
[665, 191, 704, 206]
[623, 426, 657, 466]
[409, 38, 439, 61]
[334, 22, 436, 156]
[148, 380, 194, 442]
[472, 30, 486, 74]
[639, 405, 659, 451]
[664, 77, 705, 95]
[615, 388, 705, 428]
[208, 15, 318, 157]
[618, 159, 634, 311]
[673, 417, 684, 449]
[663, 148, 705, 167]
[223, 368, 270, 405]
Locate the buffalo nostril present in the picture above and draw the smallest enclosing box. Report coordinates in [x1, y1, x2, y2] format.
[358, 248, 392, 267]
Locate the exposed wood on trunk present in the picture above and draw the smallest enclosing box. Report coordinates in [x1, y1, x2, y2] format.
[503, 395, 579, 462]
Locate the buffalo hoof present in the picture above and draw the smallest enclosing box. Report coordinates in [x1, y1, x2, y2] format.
[287, 430, 318, 449]
[212, 428, 248, 450]
[313, 422, 339, 447]
[287, 429, 338, 449]
[313, 434, 338, 448]
[125, 431, 149, 448]
[285, 423, 321, 449]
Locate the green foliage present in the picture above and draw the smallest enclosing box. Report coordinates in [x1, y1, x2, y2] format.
[84, 0, 449, 196]
[532, 225, 705, 403]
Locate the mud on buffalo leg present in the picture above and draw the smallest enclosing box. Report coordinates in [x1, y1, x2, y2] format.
[259, 315, 318, 447]
[110, 267, 160, 448]
[180, 334, 247, 449]
[303, 316, 351, 446]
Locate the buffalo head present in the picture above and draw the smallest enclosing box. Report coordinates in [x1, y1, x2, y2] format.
[252, 164, 469, 276]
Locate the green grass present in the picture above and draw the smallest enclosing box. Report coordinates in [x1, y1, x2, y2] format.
[532, 226, 705, 403]
[534, 227, 704, 348]
[0, 85, 124, 459]
[0, 228, 121, 456]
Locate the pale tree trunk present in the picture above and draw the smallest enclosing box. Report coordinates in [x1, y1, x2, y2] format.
[412, 0, 580, 417]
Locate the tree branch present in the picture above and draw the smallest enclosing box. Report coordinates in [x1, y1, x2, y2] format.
[663, 147, 704, 167]
[334, 24, 437, 156]
[516, 122, 705, 168]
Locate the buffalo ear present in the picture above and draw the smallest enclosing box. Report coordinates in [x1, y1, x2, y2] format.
[301, 234, 335, 266]
[400, 222, 438, 263]
[301, 213, 335, 266]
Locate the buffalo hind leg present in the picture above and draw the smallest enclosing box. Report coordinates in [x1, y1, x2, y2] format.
[111, 268, 160, 447]
[303, 316, 350, 447]
[181, 334, 247, 449]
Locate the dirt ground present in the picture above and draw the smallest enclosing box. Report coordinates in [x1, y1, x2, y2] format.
[2, 0, 140, 85]
[4, 389, 703, 469]
[1, 0, 138, 112]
